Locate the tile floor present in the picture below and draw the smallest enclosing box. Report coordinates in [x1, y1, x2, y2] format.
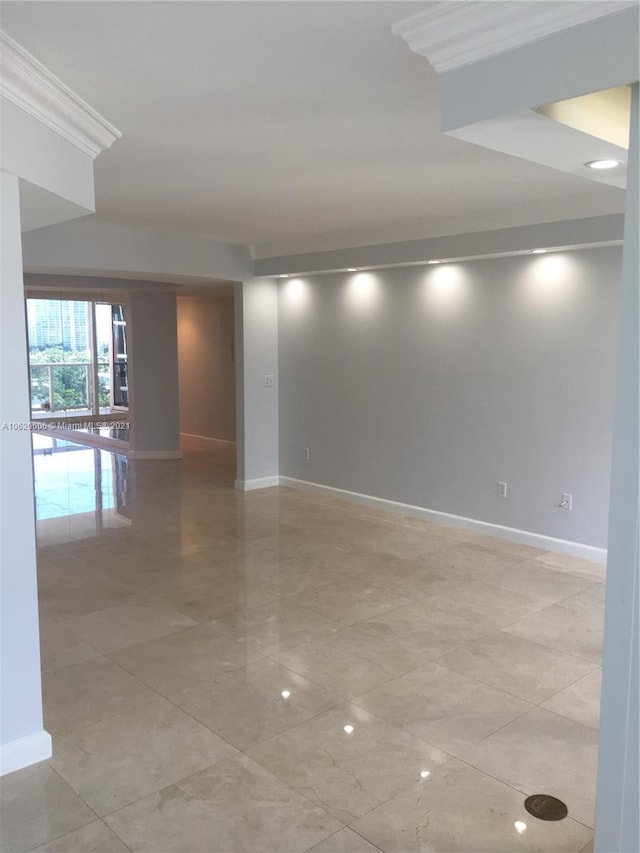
[0, 436, 605, 852]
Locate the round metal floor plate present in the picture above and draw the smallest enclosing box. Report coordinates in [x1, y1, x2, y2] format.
[524, 794, 568, 821]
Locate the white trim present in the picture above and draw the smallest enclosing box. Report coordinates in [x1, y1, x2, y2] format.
[0, 730, 52, 777]
[279, 476, 607, 564]
[235, 476, 279, 491]
[392, 1, 637, 74]
[180, 432, 236, 447]
[128, 449, 182, 460]
[0, 29, 121, 158]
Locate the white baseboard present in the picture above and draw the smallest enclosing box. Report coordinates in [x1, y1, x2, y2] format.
[128, 450, 183, 460]
[180, 433, 236, 447]
[0, 730, 52, 777]
[279, 476, 607, 564]
[235, 476, 280, 491]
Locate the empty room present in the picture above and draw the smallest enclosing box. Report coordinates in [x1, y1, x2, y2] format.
[0, 2, 638, 852]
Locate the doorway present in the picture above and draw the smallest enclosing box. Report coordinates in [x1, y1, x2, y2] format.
[176, 290, 236, 479]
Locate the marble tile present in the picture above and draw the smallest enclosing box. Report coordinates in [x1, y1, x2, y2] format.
[358, 529, 452, 561]
[137, 562, 284, 617]
[50, 697, 237, 815]
[532, 553, 606, 583]
[20, 439, 608, 853]
[353, 661, 532, 756]
[40, 575, 134, 621]
[216, 602, 342, 656]
[247, 704, 449, 824]
[171, 658, 341, 748]
[42, 656, 156, 736]
[425, 544, 522, 579]
[36, 550, 94, 592]
[289, 578, 412, 625]
[39, 617, 101, 673]
[356, 603, 490, 657]
[59, 602, 197, 653]
[28, 821, 129, 853]
[542, 668, 602, 729]
[246, 558, 348, 598]
[424, 579, 545, 627]
[306, 828, 382, 853]
[476, 560, 595, 609]
[368, 568, 466, 602]
[109, 624, 262, 695]
[461, 707, 599, 828]
[304, 545, 425, 579]
[273, 627, 429, 698]
[0, 764, 96, 853]
[503, 590, 604, 662]
[352, 758, 592, 852]
[462, 536, 546, 561]
[105, 754, 341, 852]
[437, 631, 597, 703]
[252, 530, 353, 560]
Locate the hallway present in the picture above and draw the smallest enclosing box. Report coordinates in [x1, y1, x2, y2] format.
[1, 439, 603, 852]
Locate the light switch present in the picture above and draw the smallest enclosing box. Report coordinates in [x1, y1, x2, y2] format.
[264, 374, 274, 388]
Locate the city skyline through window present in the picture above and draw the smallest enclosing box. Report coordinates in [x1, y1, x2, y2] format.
[27, 298, 129, 418]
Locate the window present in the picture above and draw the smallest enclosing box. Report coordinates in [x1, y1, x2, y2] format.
[27, 298, 129, 418]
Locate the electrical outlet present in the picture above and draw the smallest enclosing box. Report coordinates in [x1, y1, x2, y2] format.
[560, 492, 573, 510]
[497, 481, 507, 499]
[264, 374, 274, 388]
[303, 447, 310, 461]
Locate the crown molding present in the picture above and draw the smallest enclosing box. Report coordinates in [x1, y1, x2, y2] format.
[392, 1, 639, 74]
[0, 29, 121, 158]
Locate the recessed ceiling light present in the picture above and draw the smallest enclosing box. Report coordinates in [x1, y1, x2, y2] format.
[347, 268, 358, 272]
[531, 249, 547, 254]
[427, 260, 441, 265]
[279, 274, 290, 279]
[281, 690, 291, 699]
[343, 725, 354, 734]
[585, 159, 621, 170]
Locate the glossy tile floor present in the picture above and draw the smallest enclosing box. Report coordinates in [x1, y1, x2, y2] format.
[1, 437, 605, 852]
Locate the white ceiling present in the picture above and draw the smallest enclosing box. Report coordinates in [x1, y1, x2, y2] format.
[0, 1, 625, 258]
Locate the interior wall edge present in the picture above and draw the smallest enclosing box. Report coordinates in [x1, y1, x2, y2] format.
[279, 475, 607, 564]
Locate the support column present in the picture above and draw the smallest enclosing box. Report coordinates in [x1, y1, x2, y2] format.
[234, 278, 279, 490]
[0, 173, 51, 774]
[595, 83, 639, 853]
[128, 291, 181, 459]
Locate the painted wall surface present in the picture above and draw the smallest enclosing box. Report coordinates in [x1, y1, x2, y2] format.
[595, 84, 639, 853]
[177, 295, 236, 443]
[0, 98, 95, 213]
[128, 291, 180, 454]
[439, 7, 639, 132]
[278, 247, 621, 548]
[0, 173, 50, 771]
[235, 278, 279, 486]
[21, 219, 254, 284]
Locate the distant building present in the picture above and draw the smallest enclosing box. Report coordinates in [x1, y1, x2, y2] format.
[27, 300, 90, 352]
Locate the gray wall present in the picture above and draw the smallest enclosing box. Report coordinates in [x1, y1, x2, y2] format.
[177, 295, 236, 443]
[278, 246, 621, 548]
[595, 84, 639, 853]
[128, 291, 180, 455]
[235, 278, 279, 486]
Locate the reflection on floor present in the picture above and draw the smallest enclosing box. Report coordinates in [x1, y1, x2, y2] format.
[1, 436, 603, 852]
[32, 422, 130, 457]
